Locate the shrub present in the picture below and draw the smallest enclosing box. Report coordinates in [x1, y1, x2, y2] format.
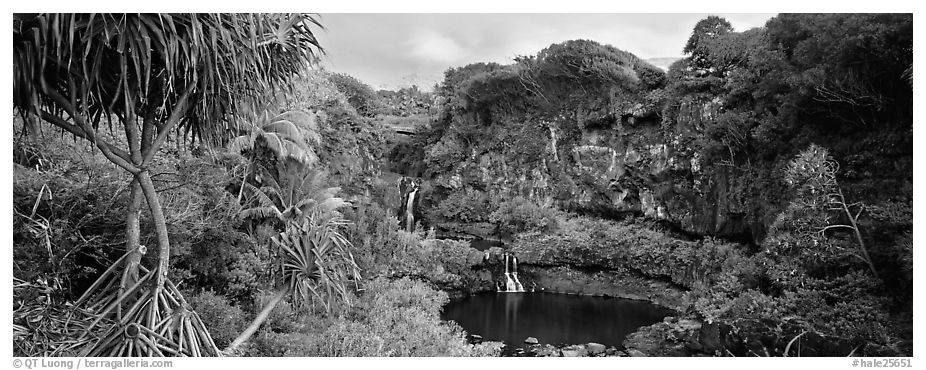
[376, 86, 435, 117]
[310, 277, 502, 356]
[430, 188, 495, 224]
[245, 277, 502, 357]
[343, 200, 418, 278]
[777, 285, 894, 343]
[327, 73, 380, 117]
[249, 332, 319, 356]
[13, 133, 132, 294]
[188, 291, 248, 348]
[488, 196, 558, 235]
[390, 238, 481, 287]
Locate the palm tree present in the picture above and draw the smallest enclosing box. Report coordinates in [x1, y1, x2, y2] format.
[228, 109, 321, 202]
[13, 13, 323, 356]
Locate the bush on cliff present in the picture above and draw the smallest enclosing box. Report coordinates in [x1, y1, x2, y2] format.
[513, 214, 749, 290]
[489, 196, 558, 235]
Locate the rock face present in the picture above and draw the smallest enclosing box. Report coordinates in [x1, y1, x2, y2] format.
[416, 35, 912, 247]
[518, 265, 688, 312]
[622, 316, 705, 357]
[422, 95, 773, 243]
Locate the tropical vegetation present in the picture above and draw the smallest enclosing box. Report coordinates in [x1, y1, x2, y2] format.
[13, 13, 912, 357]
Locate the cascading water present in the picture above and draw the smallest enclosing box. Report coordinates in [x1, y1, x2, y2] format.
[405, 187, 417, 233]
[512, 256, 524, 292]
[500, 254, 525, 292]
[398, 177, 420, 233]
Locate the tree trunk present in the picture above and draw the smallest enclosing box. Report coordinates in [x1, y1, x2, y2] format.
[120, 110, 150, 306]
[118, 178, 144, 319]
[136, 170, 171, 292]
[840, 189, 878, 279]
[225, 288, 289, 354]
[23, 113, 40, 141]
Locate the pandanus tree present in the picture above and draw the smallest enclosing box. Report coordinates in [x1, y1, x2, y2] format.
[13, 13, 323, 356]
[783, 144, 878, 278]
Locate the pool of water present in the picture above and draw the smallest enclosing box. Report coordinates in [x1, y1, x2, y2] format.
[442, 292, 675, 350]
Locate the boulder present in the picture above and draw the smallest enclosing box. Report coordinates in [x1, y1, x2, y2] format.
[586, 342, 606, 356]
[531, 344, 562, 357]
[524, 337, 539, 344]
[627, 349, 647, 357]
[561, 344, 588, 357]
[676, 319, 702, 331]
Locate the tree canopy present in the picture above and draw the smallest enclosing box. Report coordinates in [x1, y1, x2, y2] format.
[13, 13, 324, 150]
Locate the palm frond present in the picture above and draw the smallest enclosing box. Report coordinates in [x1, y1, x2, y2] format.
[226, 135, 255, 155]
[276, 110, 318, 131]
[281, 140, 319, 166]
[242, 182, 279, 206]
[262, 119, 306, 142]
[239, 206, 283, 221]
[239, 181, 285, 221]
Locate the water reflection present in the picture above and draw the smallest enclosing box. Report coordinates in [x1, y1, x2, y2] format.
[442, 292, 675, 349]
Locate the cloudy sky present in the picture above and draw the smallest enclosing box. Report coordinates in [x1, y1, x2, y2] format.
[313, 13, 776, 90]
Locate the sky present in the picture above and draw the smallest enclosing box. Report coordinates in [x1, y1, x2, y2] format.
[313, 13, 776, 90]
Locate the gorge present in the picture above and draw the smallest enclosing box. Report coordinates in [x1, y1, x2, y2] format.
[385, 13, 912, 357]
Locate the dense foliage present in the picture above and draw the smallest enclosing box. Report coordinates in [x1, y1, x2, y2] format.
[12, 60, 489, 356]
[659, 15, 912, 354]
[245, 278, 502, 356]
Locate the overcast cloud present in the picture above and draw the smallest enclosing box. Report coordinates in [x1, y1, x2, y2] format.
[314, 13, 776, 90]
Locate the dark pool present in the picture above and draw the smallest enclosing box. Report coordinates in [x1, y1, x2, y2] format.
[442, 292, 675, 350]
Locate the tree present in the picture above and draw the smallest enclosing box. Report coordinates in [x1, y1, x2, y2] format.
[684, 16, 734, 74]
[684, 16, 734, 54]
[13, 13, 323, 356]
[765, 14, 913, 125]
[782, 144, 877, 278]
[327, 73, 380, 117]
[228, 109, 321, 202]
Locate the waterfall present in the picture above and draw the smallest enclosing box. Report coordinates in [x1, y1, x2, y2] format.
[501, 254, 525, 293]
[405, 187, 417, 233]
[512, 256, 524, 292]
